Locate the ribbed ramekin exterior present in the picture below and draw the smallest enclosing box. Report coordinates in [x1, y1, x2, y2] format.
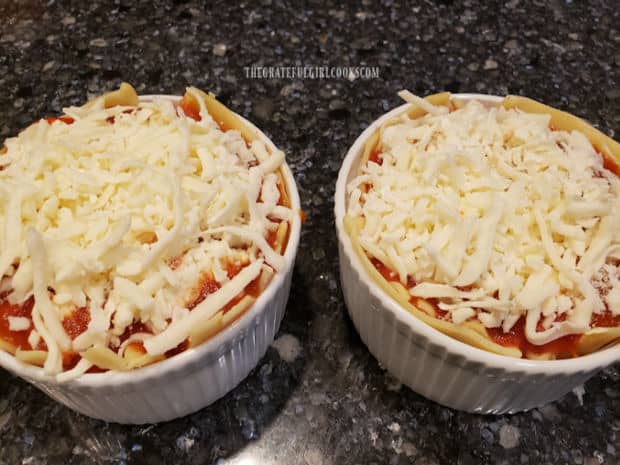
[339, 242, 597, 413]
[18, 270, 293, 424]
[335, 93, 619, 413]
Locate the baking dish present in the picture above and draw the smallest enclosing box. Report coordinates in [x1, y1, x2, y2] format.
[335, 93, 620, 413]
[0, 89, 302, 424]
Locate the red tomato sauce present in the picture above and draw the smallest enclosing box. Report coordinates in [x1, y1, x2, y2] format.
[368, 147, 383, 165]
[370, 257, 395, 282]
[0, 296, 35, 350]
[597, 146, 620, 177]
[105, 108, 136, 125]
[168, 255, 183, 270]
[62, 306, 90, 340]
[118, 321, 151, 345]
[266, 228, 279, 249]
[591, 312, 620, 328]
[179, 95, 201, 121]
[223, 261, 262, 311]
[62, 352, 81, 370]
[164, 339, 189, 358]
[59, 306, 92, 369]
[486, 316, 581, 358]
[41, 116, 74, 125]
[187, 274, 221, 310]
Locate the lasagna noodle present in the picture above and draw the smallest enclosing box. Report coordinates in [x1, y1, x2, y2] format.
[183, 87, 259, 144]
[188, 312, 224, 348]
[0, 337, 15, 355]
[82, 82, 139, 109]
[124, 344, 165, 370]
[577, 326, 620, 355]
[81, 345, 127, 371]
[15, 348, 46, 366]
[222, 295, 256, 326]
[349, 93, 620, 359]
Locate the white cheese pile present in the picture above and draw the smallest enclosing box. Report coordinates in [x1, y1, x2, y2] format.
[0, 89, 292, 376]
[348, 98, 620, 346]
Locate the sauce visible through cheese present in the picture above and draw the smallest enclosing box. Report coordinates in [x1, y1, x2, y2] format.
[0, 296, 35, 350]
[600, 147, 620, 177]
[591, 312, 620, 328]
[41, 116, 74, 125]
[487, 317, 580, 358]
[58, 306, 90, 370]
[372, 254, 615, 356]
[368, 148, 383, 165]
[370, 258, 448, 319]
[179, 95, 202, 122]
[62, 306, 90, 340]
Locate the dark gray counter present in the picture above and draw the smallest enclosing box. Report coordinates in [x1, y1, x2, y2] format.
[0, 1, 619, 464]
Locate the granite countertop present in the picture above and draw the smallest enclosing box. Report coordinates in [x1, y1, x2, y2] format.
[1, 1, 619, 464]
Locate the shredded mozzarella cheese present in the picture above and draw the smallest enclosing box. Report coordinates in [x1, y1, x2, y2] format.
[349, 97, 620, 346]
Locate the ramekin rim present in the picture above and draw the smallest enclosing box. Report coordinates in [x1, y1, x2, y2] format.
[335, 92, 620, 375]
[0, 94, 302, 386]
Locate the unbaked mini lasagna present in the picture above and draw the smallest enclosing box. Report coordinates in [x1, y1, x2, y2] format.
[0, 83, 294, 380]
[346, 91, 620, 359]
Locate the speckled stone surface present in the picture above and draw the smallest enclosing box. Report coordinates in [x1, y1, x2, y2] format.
[1, 1, 619, 464]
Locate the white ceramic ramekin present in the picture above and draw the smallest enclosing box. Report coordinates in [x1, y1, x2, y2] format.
[335, 94, 620, 414]
[0, 96, 302, 424]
